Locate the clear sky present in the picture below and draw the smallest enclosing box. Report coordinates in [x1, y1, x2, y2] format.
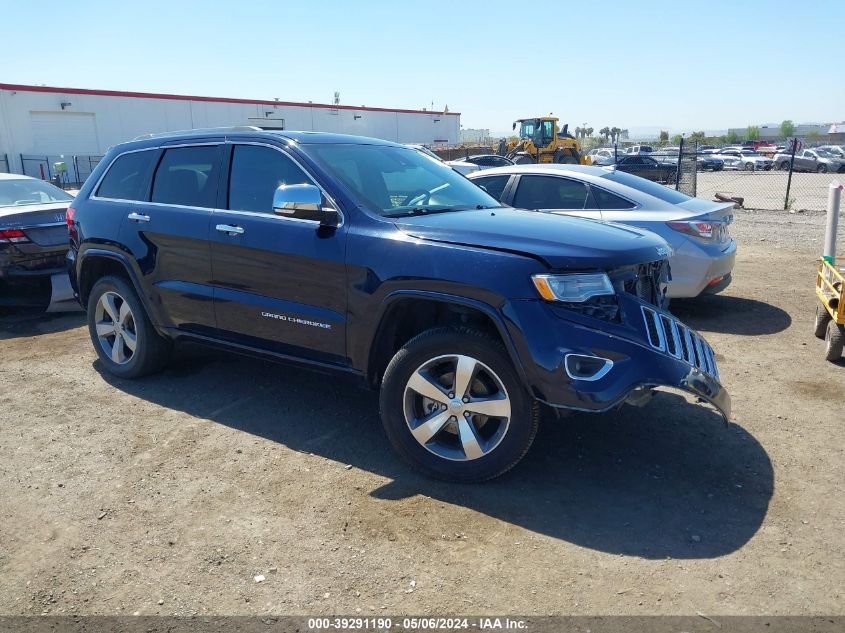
[3, 0, 842, 136]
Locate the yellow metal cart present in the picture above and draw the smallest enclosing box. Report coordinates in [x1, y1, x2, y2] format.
[815, 257, 845, 361]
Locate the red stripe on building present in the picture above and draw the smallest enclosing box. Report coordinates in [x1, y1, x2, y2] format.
[0, 83, 460, 117]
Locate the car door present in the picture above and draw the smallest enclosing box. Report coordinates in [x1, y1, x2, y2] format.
[210, 142, 347, 364]
[114, 143, 222, 334]
[508, 174, 602, 220]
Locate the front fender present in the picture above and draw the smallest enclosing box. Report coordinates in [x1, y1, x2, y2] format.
[362, 289, 531, 388]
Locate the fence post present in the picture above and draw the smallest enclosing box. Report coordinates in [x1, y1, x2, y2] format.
[675, 138, 684, 190]
[822, 182, 843, 264]
[784, 139, 797, 210]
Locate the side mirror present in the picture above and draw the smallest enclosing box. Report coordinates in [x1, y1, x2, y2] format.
[273, 184, 339, 227]
[512, 122, 517, 131]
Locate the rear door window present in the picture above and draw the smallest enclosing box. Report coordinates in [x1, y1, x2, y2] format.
[512, 175, 593, 210]
[151, 146, 220, 208]
[96, 150, 157, 201]
[591, 186, 636, 209]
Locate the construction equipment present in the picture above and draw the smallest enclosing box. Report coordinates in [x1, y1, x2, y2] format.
[503, 117, 586, 165]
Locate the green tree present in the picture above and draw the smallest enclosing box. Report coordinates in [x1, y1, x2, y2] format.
[671, 134, 683, 145]
[780, 120, 795, 138]
[688, 131, 707, 143]
[726, 130, 738, 144]
[659, 130, 669, 142]
[585, 126, 594, 138]
[807, 129, 820, 141]
[746, 126, 760, 141]
[600, 126, 611, 141]
[610, 127, 621, 143]
[574, 126, 584, 139]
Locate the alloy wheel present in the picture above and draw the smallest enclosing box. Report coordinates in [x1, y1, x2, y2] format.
[403, 354, 511, 461]
[94, 291, 137, 365]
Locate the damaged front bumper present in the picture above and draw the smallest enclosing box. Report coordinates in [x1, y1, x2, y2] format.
[504, 293, 731, 423]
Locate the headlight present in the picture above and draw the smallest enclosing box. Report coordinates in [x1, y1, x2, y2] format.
[532, 273, 615, 303]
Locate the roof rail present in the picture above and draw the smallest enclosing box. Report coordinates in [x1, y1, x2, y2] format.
[132, 126, 262, 141]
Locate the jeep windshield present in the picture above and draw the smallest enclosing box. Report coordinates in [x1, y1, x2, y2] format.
[306, 143, 501, 217]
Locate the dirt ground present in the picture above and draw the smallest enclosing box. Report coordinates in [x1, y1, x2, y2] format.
[1, 208, 843, 617]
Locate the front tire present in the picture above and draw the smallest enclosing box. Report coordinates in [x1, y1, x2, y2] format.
[87, 275, 171, 378]
[379, 327, 539, 482]
[511, 153, 535, 165]
[815, 302, 832, 339]
[817, 164, 828, 173]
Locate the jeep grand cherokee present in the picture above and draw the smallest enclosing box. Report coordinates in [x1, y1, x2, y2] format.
[67, 128, 730, 482]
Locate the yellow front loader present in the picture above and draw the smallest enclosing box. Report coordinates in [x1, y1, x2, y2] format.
[501, 117, 586, 165]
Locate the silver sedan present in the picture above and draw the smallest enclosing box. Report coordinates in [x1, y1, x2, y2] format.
[468, 164, 737, 298]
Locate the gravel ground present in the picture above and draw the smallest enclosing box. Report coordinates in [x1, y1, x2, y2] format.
[1, 212, 844, 617]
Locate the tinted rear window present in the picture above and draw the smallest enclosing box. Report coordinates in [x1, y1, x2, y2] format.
[151, 146, 219, 208]
[591, 186, 636, 209]
[600, 170, 692, 204]
[97, 151, 157, 201]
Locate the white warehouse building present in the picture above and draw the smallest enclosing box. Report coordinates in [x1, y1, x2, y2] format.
[0, 83, 460, 182]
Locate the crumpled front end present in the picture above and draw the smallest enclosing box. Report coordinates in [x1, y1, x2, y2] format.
[505, 290, 731, 423]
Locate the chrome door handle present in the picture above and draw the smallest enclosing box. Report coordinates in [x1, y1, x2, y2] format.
[215, 224, 244, 235]
[127, 212, 150, 223]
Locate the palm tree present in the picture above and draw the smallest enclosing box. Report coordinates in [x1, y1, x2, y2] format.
[600, 126, 611, 141]
[610, 127, 621, 143]
[585, 127, 594, 138]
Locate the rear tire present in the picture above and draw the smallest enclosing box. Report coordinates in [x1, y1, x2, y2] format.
[817, 164, 828, 173]
[815, 302, 832, 339]
[825, 320, 844, 361]
[87, 275, 171, 378]
[379, 327, 539, 482]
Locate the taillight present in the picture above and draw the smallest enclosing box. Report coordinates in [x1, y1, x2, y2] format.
[0, 229, 30, 244]
[667, 221, 714, 239]
[66, 207, 76, 226]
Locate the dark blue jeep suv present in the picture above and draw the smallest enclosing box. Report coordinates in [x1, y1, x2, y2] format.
[67, 128, 730, 482]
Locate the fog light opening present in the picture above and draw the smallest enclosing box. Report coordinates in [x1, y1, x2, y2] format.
[564, 354, 614, 381]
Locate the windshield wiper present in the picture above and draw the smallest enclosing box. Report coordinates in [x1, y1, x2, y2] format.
[383, 204, 499, 218]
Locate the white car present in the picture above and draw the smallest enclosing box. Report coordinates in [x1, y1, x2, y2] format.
[712, 148, 773, 171]
[587, 148, 617, 164]
[446, 154, 514, 172]
[405, 144, 480, 175]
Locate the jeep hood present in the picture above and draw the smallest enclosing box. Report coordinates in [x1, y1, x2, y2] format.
[393, 208, 670, 269]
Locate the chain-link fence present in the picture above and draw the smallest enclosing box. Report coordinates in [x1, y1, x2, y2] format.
[586, 140, 844, 211]
[19, 154, 103, 189]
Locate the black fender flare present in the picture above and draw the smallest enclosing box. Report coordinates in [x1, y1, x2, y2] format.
[76, 247, 166, 332]
[364, 289, 531, 389]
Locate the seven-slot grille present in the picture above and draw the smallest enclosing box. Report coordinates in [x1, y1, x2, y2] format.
[641, 306, 720, 381]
